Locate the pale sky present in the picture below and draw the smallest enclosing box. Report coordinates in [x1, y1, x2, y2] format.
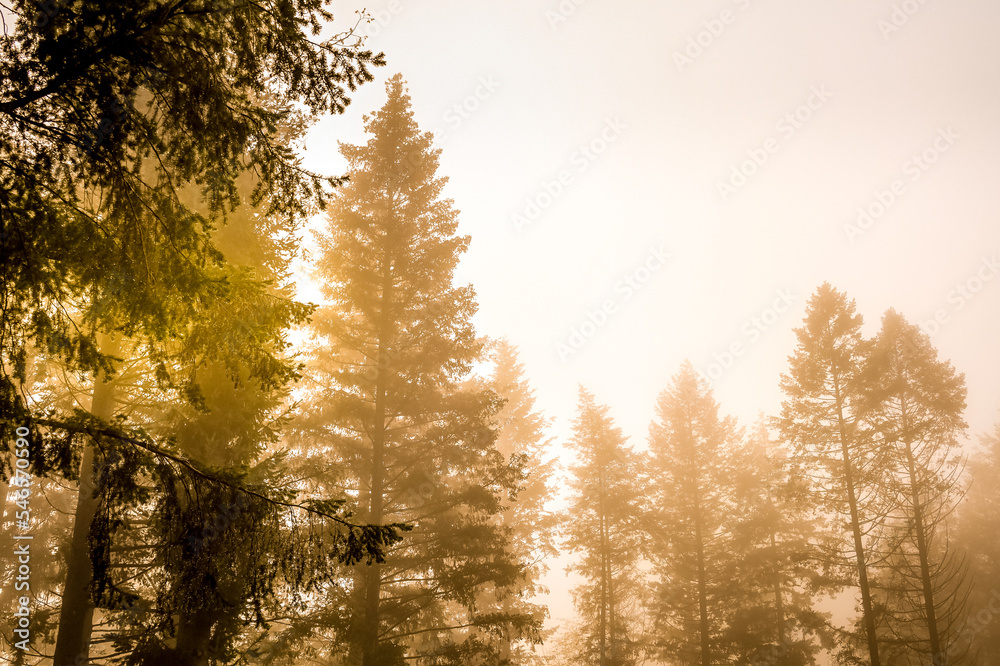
[300, 0, 1000, 635]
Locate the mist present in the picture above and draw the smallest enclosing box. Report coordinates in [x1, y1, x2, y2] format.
[2, 1, 998, 664]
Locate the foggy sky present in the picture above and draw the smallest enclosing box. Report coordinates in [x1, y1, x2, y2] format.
[299, 0, 1000, 634]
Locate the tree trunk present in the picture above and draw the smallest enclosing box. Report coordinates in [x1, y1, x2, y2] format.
[905, 438, 943, 662]
[693, 486, 711, 666]
[771, 529, 785, 646]
[360, 368, 387, 666]
[361, 256, 392, 666]
[598, 482, 608, 666]
[834, 380, 881, 666]
[682, 418, 712, 666]
[175, 608, 215, 666]
[606, 506, 617, 665]
[53, 334, 119, 666]
[498, 594, 513, 663]
[899, 395, 943, 663]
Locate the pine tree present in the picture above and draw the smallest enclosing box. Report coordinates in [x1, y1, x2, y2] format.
[778, 283, 888, 665]
[955, 422, 1000, 662]
[1, 0, 384, 429]
[10, 135, 392, 664]
[49, 173, 314, 665]
[299, 75, 532, 665]
[563, 387, 646, 666]
[480, 339, 558, 663]
[859, 310, 969, 663]
[2, 5, 386, 663]
[647, 361, 737, 665]
[109, 185, 317, 664]
[724, 419, 832, 664]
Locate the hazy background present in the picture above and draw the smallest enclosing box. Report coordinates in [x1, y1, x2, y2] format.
[298, 0, 1000, 639]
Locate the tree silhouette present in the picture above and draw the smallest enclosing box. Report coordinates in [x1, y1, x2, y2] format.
[723, 420, 832, 664]
[564, 387, 646, 666]
[858, 309, 969, 663]
[478, 339, 558, 663]
[647, 361, 737, 666]
[300, 75, 533, 665]
[779, 284, 889, 666]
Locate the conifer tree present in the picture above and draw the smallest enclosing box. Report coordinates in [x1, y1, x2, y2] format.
[1, 0, 384, 430]
[778, 284, 888, 666]
[2, 5, 387, 663]
[955, 423, 1000, 661]
[859, 310, 969, 663]
[725, 420, 831, 664]
[479, 339, 558, 663]
[6, 133, 394, 664]
[101, 175, 318, 664]
[647, 361, 737, 665]
[563, 387, 646, 666]
[299, 75, 533, 665]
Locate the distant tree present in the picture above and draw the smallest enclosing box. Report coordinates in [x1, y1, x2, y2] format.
[724, 419, 832, 665]
[955, 423, 1000, 663]
[298, 75, 534, 665]
[478, 339, 558, 664]
[778, 283, 888, 666]
[646, 361, 738, 666]
[563, 387, 646, 666]
[858, 309, 969, 663]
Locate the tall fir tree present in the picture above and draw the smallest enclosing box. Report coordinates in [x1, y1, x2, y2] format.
[778, 283, 889, 666]
[103, 167, 319, 665]
[647, 361, 738, 666]
[859, 310, 969, 663]
[478, 339, 558, 664]
[299, 75, 534, 665]
[2, 4, 386, 662]
[954, 422, 1000, 662]
[563, 387, 646, 666]
[4, 124, 392, 664]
